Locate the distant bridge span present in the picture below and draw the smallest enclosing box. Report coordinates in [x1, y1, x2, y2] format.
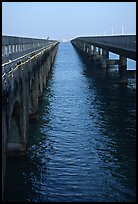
[71, 35, 136, 60]
[71, 35, 136, 84]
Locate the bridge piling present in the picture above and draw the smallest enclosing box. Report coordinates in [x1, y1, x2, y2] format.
[93, 46, 97, 60]
[71, 35, 136, 84]
[119, 55, 127, 84]
[101, 49, 109, 68]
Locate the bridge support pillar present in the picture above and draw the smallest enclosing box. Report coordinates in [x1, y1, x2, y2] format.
[119, 55, 127, 84]
[83, 43, 86, 52]
[88, 45, 91, 54]
[90, 45, 93, 55]
[81, 43, 83, 51]
[93, 46, 97, 60]
[86, 44, 89, 53]
[86, 44, 92, 56]
[101, 49, 109, 68]
[98, 47, 101, 56]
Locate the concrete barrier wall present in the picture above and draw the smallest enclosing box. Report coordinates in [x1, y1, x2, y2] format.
[2, 35, 57, 64]
[76, 35, 136, 51]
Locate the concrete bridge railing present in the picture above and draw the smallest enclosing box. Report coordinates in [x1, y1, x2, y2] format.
[2, 35, 56, 64]
[71, 35, 136, 60]
[77, 35, 136, 52]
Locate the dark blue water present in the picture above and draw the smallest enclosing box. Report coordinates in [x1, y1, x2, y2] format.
[4, 42, 136, 202]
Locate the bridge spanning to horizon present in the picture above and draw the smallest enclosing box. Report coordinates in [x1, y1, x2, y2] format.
[2, 34, 136, 200]
[2, 35, 59, 199]
[71, 35, 136, 60]
[71, 35, 136, 83]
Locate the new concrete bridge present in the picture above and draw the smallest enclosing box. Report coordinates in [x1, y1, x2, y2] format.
[2, 35, 59, 198]
[71, 35, 136, 83]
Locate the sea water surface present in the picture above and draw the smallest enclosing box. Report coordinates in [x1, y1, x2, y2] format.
[4, 42, 136, 202]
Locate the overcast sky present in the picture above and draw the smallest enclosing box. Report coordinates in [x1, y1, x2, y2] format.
[2, 2, 136, 41]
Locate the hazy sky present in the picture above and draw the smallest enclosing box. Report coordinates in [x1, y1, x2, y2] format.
[2, 2, 136, 41]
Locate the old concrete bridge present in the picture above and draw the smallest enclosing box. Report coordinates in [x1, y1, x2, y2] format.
[2, 35, 59, 197]
[71, 35, 136, 83]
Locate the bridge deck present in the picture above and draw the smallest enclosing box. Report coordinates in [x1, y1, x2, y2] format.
[71, 35, 136, 60]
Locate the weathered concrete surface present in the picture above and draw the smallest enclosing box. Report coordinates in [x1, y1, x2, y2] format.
[2, 36, 59, 199]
